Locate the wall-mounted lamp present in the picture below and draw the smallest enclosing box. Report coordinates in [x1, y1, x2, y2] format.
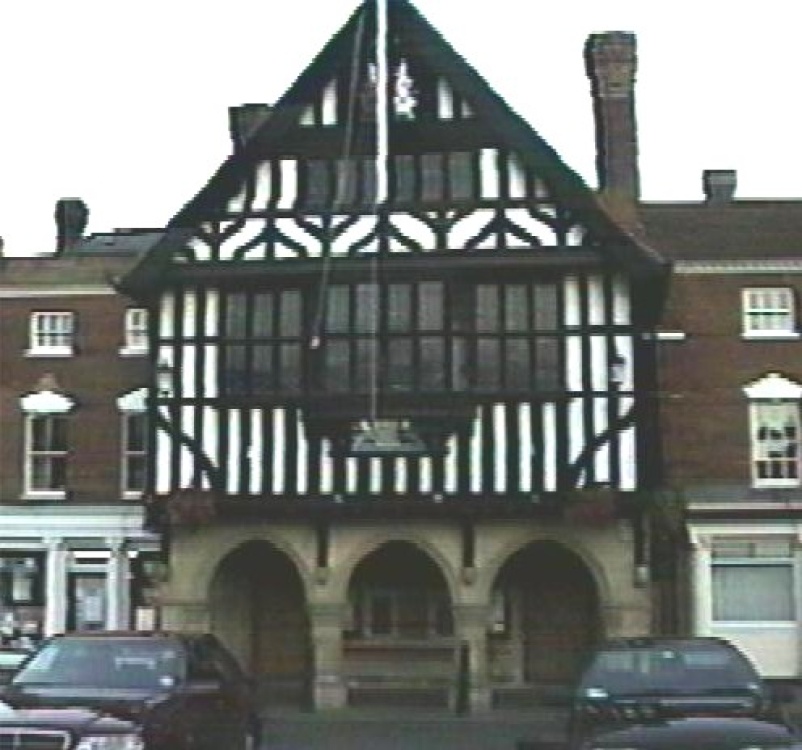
[609, 352, 627, 388]
[156, 358, 174, 397]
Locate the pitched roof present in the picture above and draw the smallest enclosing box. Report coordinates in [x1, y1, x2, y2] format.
[639, 201, 802, 262]
[120, 0, 665, 286]
[0, 231, 163, 291]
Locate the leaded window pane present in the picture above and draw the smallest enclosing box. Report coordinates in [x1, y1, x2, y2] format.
[420, 338, 445, 390]
[418, 282, 443, 331]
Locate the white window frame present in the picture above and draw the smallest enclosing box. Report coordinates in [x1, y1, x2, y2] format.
[743, 373, 802, 488]
[742, 287, 797, 338]
[24, 414, 69, 499]
[121, 308, 149, 356]
[117, 388, 148, 499]
[121, 412, 147, 498]
[749, 401, 801, 487]
[27, 311, 75, 357]
[20, 389, 74, 500]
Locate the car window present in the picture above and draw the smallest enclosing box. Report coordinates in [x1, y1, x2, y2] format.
[13, 638, 185, 690]
[580, 643, 759, 694]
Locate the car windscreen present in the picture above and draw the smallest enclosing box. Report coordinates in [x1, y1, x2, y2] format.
[12, 638, 184, 690]
[580, 643, 760, 695]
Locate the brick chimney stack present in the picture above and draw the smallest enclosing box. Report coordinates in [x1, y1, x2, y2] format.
[585, 31, 640, 202]
[55, 198, 89, 254]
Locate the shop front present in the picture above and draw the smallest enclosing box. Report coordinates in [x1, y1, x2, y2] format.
[0, 505, 160, 645]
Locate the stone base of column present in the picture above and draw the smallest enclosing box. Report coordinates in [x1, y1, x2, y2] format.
[468, 684, 493, 713]
[312, 675, 347, 710]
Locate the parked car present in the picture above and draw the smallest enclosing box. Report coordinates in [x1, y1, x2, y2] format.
[579, 716, 802, 750]
[568, 636, 782, 748]
[0, 631, 261, 750]
[0, 647, 29, 684]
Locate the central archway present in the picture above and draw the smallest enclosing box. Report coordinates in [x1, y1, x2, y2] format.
[344, 540, 455, 707]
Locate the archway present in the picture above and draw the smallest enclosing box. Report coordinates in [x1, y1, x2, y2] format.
[209, 540, 310, 706]
[491, 541, 601, 690]
[344, 540, 454, 707]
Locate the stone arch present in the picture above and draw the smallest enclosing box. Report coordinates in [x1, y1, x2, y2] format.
[340, 538, 458, 707]
[173, 531, 317, 605]
[482, 531, 612, 611]
[333, 531, 460, 605]
[207, 538, 312, 707]
[488, 537, 603, 689]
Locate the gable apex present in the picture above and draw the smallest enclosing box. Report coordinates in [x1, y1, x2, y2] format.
[119, 0, 666, 293]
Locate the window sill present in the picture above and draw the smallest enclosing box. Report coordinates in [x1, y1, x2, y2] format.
[22, 491, 67, 501]
[24, 348, 74, 358]
[119, 346, 148, 358]
[742, 332, 800, 340]
[752, 481, 801, 489]
[122, 490, 144, 501]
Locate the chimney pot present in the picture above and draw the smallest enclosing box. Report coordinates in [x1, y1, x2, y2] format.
[55, 198, 89, 254]
[703, 169, 737, 202]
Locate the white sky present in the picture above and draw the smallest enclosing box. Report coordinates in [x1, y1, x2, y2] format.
[1, 0, 800, 256]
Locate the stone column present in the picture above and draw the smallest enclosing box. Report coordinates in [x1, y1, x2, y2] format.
[105, 538, 129, 630]
[454, 603, 492, 713]
[690, 535, 713, 636]
[308, 602, 347, 710]
[44, 538, 68, 636]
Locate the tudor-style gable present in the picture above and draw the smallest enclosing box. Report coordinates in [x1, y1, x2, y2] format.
[121, 0, 667, 514]
[125, 0, 662, 277]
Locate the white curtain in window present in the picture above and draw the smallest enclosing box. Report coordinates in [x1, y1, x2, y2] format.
[712, 564, 793, 622]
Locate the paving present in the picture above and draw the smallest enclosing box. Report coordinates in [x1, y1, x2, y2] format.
[260, 706, 569, 750]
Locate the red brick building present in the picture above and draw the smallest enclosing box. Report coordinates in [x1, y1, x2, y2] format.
[0, 203, 162, 641]
[642, 187, 802, 678]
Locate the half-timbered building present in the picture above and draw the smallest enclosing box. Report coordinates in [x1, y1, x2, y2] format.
[121, 1, 669, 711]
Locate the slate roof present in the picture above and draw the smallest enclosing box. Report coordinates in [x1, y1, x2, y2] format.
[0, 231, 164, 290]
[639, 201, 802, 262]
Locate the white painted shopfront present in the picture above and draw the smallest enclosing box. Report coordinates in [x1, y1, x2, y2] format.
[689, 520, 802, 679]
[0, 505, 159, 644]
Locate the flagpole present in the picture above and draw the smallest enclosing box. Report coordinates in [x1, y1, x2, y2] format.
[375, 0, 389, 207]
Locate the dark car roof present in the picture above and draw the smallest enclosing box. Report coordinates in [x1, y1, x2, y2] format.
[597, 636, 740, 650]
[49, 631, 207, 642]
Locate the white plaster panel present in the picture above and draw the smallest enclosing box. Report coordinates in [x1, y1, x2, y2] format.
[277, 160, 298, 210]
[272, 409, 286, 494]
[253, 161, 273, 211]
[322, 80, 338, 125]
[479, 149, 499, 199]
